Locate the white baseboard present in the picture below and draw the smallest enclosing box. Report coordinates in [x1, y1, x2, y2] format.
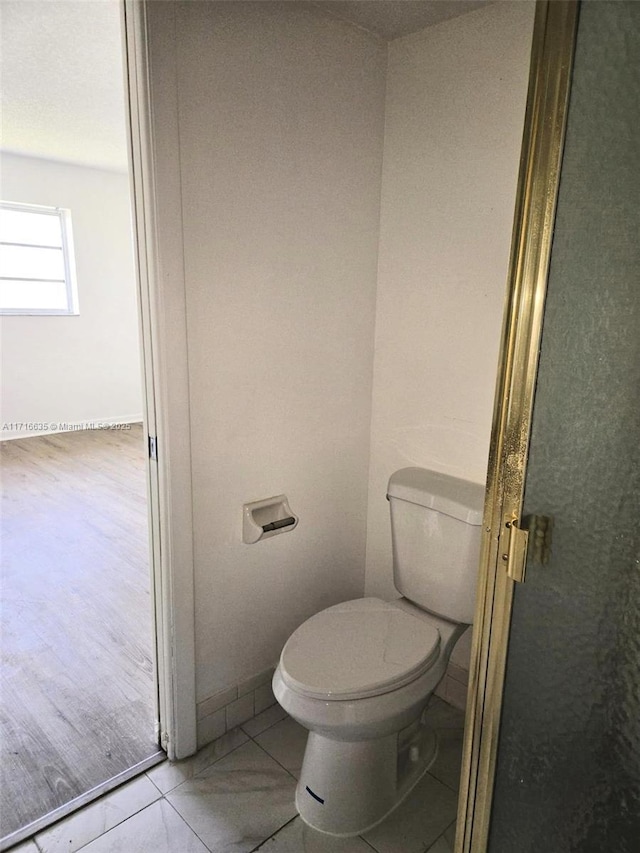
[434, 662, 470, 710]
[196, 667, 277, 750]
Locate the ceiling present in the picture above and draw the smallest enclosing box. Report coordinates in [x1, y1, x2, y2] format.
[311, 1, 490, 40]
[1, 0, 129, 171]
[1, 0, 491, 173]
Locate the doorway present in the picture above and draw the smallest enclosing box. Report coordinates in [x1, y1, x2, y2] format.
[0, 1, 164, 846]
[0, 426, 162, 844]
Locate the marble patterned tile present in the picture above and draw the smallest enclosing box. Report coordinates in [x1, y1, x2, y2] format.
[242, 701, 287, 737]
[434, 680, 448, 704]
[254, 680, 277, 714]
[238, 666, 275, 697]
[36, 775, 161, 853]
[444, 821, 457, 847]
[197, 684, 238, 720]
[447, 663, 469, 688]
[424, 697, 465, 730]
[226, 691, 254, 729]
[197, 707, 226, 749]
[423, 698, 465, 792]
[78, 799, 208, 853]
[443, 678, 468, 711]
[260, 815, 376, 852]
[147, 726, 248, 794]
[254, 715, 308, 778]
[362, 772, 458, 853]
[166, 739, 297, 853]
[425, 834, 454, 853]
[429, 727, 464, 792]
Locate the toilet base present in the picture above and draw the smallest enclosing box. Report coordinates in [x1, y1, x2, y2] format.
[296, 717, 437, 836]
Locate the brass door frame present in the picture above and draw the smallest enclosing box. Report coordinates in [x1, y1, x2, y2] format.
[455, 3, 579, 851]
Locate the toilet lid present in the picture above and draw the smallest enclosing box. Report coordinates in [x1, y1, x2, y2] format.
[279, 598, 440, 701]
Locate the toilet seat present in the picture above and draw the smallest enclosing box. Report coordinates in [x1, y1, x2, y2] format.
[279, 598, 440, 701]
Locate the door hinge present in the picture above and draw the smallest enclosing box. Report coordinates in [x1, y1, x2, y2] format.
[502, 517, 529, 583]
[501, 514, 554, 583]
[148, 435, 157, 462]
[526, 514, 554, 565]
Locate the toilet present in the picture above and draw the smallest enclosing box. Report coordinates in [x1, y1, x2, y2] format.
[272, 467, 484, 836]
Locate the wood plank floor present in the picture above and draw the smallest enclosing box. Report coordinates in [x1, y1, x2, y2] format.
[0, 425, 160, 840]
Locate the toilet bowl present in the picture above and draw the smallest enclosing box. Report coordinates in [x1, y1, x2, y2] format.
[272, 597, 466, 836]
[273, 467, 483, 836]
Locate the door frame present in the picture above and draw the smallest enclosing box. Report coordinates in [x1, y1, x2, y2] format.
[121, 0, 197, 761]
[119, 0, 580, 811]
[454, 2, 579, 851]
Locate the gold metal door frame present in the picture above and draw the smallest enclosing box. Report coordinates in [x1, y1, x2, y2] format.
[455, 3, 579, 851]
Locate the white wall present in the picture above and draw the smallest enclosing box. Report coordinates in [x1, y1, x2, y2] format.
[0, 154, 142, 437]
[165, 1, 387, 701]
[146, 0, 534, 710]
[364, 2, 535, 666]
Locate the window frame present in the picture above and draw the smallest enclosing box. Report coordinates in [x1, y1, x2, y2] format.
[0, 200, 79, 316]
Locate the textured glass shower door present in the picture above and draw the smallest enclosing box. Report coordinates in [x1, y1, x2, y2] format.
[487, 2, 640, 851]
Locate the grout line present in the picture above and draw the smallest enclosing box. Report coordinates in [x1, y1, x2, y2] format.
[240, 708, 285, 739]
[165, 737, 298, 853]
[3, 753, 165, 851]
[145, 769, 165, 795]
[31, 773, 164, 853]
[359, 835, 383, 852]
[207, 737, 249, 773]
[161, 737, 298, 853]
[249, 738, 300, 784]
[426, 767, 460, 796]
[45, 733, 461, 853]
[70, 799, 166, 853]
[425, 818, 457, 853]
[250, 814, 298, 851]
[150, 733, 251, 796]
[445, 817, 457, 837]
[180, 734, 251, 786]
[161, 797, 216, 853]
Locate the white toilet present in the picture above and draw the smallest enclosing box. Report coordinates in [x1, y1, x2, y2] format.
[272, 467, 484, 836]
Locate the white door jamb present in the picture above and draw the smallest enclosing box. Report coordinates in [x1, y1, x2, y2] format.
[121, 0, 197, 761]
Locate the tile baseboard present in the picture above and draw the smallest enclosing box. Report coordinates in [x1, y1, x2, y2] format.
[197, 660, 469, 749]
[434, 662, 469, 711]
[196, 667, 277, 749]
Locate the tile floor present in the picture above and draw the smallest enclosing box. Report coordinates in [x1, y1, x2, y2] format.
[13, 697, 464, 853]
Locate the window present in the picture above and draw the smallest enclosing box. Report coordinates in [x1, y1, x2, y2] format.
[0, 201, 79, 315]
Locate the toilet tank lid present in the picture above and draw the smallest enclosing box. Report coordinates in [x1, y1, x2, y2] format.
[387, 468, 485, 525]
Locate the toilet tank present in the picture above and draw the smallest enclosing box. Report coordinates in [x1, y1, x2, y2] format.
[387, 468, 485, 624]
